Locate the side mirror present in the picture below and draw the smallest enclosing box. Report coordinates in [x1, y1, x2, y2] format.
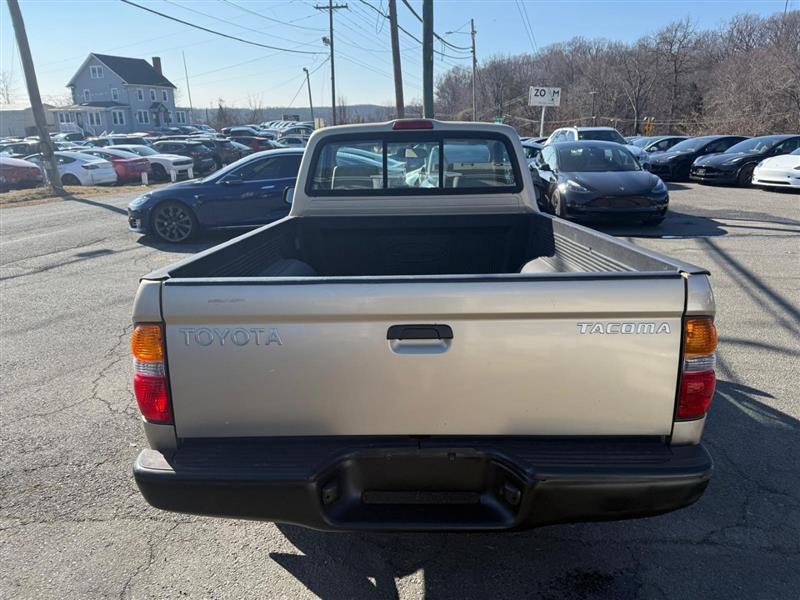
[283, 186, 295, 205]
[539, 162, 552, 172]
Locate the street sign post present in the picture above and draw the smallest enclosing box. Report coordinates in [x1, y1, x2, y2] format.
[529, 86, 562, 137]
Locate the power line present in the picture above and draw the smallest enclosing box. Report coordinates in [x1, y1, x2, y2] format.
[356, 0, 471, 60]
[399, 0, 472, 51]
[286, 80, 307, 108]
[521, 1, 538, 51]
[161, 0, 318, 49]
[285, 60, 329, 106]
[118, 0, 324, 55]
[220, 0, 327, 32]
[515, 0, 538, 53]
[340, 8, 421, 58]
[334, 11, 423, 81]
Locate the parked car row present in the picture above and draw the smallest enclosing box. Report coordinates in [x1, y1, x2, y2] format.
[523, 128, 799, 228]
[0, 121, 307, 190]
[529, 128, 800, 189]
[627, 133, 799, 188]
[689, 135, 800, 186]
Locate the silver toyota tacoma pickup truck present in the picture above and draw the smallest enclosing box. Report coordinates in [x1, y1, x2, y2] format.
[131, 119, 717, 531]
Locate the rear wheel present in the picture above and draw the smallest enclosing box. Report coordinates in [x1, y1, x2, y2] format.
[737, 164, 755, 187]
[61, 173, 81, 186]
[151, 201, 196, 243]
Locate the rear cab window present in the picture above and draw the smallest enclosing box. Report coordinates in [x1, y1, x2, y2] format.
[308, 133, 520, 196]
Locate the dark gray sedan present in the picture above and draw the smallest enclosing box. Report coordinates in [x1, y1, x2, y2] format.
[529, 141, 669, 225]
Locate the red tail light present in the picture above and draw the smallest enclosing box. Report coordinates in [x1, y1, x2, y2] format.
[392, 119, 433, 130]
[131, 324, 173, 424]
[676, 317, 717, 420]
[133, 373, 171, 422]
[677, 370, 716, 418]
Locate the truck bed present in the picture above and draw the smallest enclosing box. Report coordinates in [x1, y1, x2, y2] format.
[138, 214, 708, 439]
[146, 213, 705, 281]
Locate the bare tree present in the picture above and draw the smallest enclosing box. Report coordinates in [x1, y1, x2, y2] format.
[336, 95, 348, 124]
[246, 94, 266, 124]
[0, 70, 16, 104]
[210, 98, 236, 130]
[434, 10, 799, 136]
[653, 18, 699, 132]
[612, 41, 659, 134]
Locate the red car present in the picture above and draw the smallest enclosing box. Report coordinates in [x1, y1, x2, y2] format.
[0, 156, 44, 191]
[229, 136, 279, 153]
[79, 148, 152, 182]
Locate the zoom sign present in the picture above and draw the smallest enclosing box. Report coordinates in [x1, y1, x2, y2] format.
[529, 86, 562, 107]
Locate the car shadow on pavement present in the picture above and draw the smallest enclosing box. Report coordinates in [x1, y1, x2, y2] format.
[135, 230, 242, 255]
[594, 210, 727, 239]
[64, 194, 128, 215]
[269, 375, 800, 599]
[665, 182, 692, 191]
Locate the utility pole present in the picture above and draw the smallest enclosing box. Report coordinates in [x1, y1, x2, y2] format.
[302, 67, 315, 127]
[7, 0, 63, 194]
[388, 0, 404, 118]
[315, 1, 347, 125]
[422, 0, 433, 117]
[470, 19, 477, 121]
[182, 51, 194, 125]
[589, 90, 597, 127]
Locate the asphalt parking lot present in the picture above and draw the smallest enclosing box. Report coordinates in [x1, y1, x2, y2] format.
[1, 183, 798, 599]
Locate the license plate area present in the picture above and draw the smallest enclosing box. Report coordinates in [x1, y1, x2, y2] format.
[318, 448, 529, 530]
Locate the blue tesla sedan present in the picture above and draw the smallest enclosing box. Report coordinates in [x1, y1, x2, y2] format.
[127, 148, 304, 243]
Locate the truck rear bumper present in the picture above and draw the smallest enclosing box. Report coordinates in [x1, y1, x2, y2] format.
[134, 437, 712, 531]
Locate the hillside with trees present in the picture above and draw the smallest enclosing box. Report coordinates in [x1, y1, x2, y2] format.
[435, 11, 800, 136]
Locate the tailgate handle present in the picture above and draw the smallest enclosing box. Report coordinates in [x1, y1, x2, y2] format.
[387, 324, 453, 340]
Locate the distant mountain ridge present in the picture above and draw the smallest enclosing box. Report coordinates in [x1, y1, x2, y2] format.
[181, 104, 401, 126]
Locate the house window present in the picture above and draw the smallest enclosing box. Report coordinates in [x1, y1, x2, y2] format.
[162, 90, 168, 102]
[166, 111, 173, 124]
[58, 112, 67, 124]
[88, 113, 103, 126]
[83, 89, 90, 102]
[176, 111, 187, 124]
[90, 65, 103, 79]
[137, 88, 144, 101]
[149, 89, 156, 101]
[112, 110, 125, 126]
[111, 88, 119, 101]
[136, 110, 150, 125]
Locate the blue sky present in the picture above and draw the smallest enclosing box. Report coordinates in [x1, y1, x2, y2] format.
[0, 0, 791, 109]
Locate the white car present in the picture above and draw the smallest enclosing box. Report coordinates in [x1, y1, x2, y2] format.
[752, 148, 800, 190]
[108, 144, 195, 180]
[24, 151, 117, 186]
[546, 126, 651, 169]
[276, 136, 307, 148]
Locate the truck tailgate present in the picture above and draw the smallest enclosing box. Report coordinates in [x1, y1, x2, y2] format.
[161, 276, 685, 438]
